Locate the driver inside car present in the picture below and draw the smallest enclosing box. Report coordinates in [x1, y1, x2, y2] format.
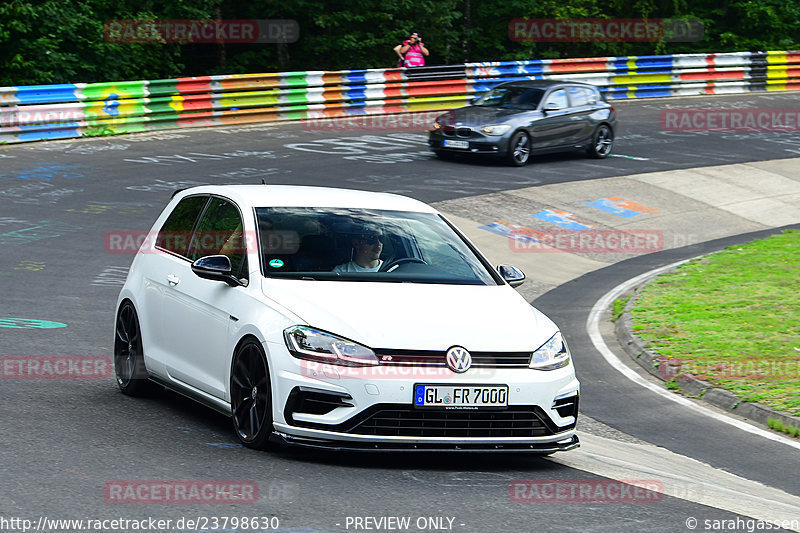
[332, 226, 384, 273]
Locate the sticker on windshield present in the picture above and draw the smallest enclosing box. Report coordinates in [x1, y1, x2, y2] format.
[268, 258, 285, 268]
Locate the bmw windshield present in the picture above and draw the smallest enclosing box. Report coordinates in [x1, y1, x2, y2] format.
[472, 86, 545, 110]
[255, 207, 501, 285]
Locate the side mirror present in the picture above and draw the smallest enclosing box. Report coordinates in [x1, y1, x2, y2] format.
[543, 101, 560, 112]
[191, 255, 245, 287]
[497, 264, 525, 287]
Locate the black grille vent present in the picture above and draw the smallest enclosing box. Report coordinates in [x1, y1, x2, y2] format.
[552, 394, 579, 419]
[351, 407, 550, 437]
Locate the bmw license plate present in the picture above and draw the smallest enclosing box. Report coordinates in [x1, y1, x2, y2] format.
[442, 139, 469, 149]
[414, 384, 508, 409]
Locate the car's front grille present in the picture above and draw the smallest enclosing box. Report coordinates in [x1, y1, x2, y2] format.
[350, 406, 552, 437]
[441, 125, 473, 137]
[374, 349, 531, 368]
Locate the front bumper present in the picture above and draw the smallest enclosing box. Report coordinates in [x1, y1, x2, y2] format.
[270, 430, 579, 453]
[267, 340, 580, 452]
[428, 130, 509, 156]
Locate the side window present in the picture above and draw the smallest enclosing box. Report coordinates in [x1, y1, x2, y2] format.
[544, 89, 568, 110]
[567, 86, 594, 107]
[156, 196, 208, 257]
[188, 197, 248, 279]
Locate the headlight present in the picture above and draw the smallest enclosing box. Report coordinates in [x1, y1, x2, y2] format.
[284, 326, 378, 367]
[530, 331, 570, 370]
[480, 124, 512, 136]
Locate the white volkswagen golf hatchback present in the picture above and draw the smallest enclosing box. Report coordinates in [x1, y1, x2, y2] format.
[115, 185, 580, 452]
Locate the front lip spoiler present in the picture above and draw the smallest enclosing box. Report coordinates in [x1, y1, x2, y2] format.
[269, 432, 579, 453]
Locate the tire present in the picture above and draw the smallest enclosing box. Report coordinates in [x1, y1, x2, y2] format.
[506, 131, 531, 166]
[230, 338, 275, 450]
[587, 124, 614, 159]
[114, 301, 150, 396]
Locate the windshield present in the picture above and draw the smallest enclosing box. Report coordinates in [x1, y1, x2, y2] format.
[255, 207, 500, 285]
[473, 86, 545, 110]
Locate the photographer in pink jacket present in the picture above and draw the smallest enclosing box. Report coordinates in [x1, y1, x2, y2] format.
[399, 31, 429, 67]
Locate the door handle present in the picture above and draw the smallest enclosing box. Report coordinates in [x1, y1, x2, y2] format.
[167, 274, 180, 286]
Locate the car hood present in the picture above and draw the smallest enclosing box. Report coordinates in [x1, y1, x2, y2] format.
[444, 106, 534, 126]
[261, 279, 558, 352]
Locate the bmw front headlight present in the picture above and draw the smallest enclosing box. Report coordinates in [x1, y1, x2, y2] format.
[530, 331, 570, 370]
[480, 124, 512, 136]
[284, 326, 378, 367]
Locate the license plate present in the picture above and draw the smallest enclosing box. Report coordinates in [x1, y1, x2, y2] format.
[443, 139, 469, 149]
[414, 384, 508, 409]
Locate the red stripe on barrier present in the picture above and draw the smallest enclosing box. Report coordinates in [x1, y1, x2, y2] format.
[549, 57, 611, 73]
[680, 70, 746, 81]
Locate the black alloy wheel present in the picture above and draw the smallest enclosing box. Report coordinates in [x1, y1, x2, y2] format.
[114, 301, 149, 396]
[507, 131, 531, 166]
[230, 339, 275, 449]
[587, 124, 614, 158]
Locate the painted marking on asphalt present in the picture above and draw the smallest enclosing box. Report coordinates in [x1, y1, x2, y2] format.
[609, 153, 651, 161]
[477, 221, 544, 244]
[585, 197, 659, 218]
[0, 318, 67, 329]
[586, 259, 800, 451]
[532, 209, 593, 230]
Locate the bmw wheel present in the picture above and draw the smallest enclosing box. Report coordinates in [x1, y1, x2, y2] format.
[114, 301, 150, 396]
[230, 338, 275, 450]
[506, 131, 531, 166]
[587, 124, 614, 159]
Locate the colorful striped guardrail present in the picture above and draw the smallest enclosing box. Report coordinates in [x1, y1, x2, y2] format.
[1, 50, 798, 144]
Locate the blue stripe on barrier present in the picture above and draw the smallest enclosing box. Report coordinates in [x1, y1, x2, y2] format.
[17, 123, 82, 141]
[344, 71, 368, 84]
[344, 88, 367, 101]
[14, 85, 80, 104]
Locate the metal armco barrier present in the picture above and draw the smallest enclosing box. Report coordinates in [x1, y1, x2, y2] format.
[1, 50, 798, 144]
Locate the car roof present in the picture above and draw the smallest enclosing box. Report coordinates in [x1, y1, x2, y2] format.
[494, 80, 598, 90]
[173, 184, 438, 213]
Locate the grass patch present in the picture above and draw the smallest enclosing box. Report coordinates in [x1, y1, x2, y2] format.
[767, 418, 800, 438]
[630, 230, 800, 416]
[612, 295, 631, 322]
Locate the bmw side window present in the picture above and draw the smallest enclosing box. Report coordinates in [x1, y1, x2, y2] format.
[156, 195, 209, 257]
[544, 89, 568, 110]
[188, 198, 248, 280]
[567, 87, 592, 107]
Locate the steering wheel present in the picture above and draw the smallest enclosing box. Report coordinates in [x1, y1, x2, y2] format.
[380, 257, 427, 272]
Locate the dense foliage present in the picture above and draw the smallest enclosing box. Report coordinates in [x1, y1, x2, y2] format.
[1, 0, 799, 85]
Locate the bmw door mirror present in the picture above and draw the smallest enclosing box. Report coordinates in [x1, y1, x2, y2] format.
[191, 255, 244, 287]
[497, 264, 525, 287]
[543, 101, 560, 113]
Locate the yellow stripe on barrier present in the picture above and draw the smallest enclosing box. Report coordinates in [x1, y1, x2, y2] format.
[613, 74, 672, 84]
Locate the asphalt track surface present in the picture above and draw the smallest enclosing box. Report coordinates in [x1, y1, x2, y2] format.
[1, 92, 799, 533]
